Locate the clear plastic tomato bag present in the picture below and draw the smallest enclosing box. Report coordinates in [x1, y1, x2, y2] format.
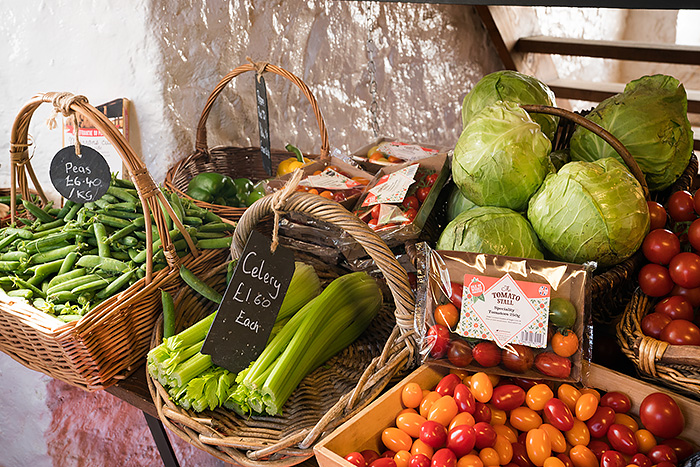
[415, 243, 594, 384]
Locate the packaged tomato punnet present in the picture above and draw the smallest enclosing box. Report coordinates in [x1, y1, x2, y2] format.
[414, 244, 592, 384]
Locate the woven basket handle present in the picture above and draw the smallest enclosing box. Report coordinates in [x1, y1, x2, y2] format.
[194, 62, 330, 160]
[521, 104, 650, 200]
[8, 92, 199, 284]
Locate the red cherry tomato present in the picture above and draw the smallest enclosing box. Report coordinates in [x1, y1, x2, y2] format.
[638, 263, 675, 297]
[473, 421, 497, 449]
[694, 190, 700, 215]
[449, 282, 463, 309]
[491, 384, 526, 412]
[648, 201, 668, 231]
[654, 295, 695, 321]
[642, 229, 681, 265]
[647, 445, 678, 465]
[419, 420, 447, 449]
[511, 442, 536, 467]
[630, 454, 652, 467]
[431, 448, 456, 467]
[473, 341, 502, 367]
[669, 251, 700, 289]
[370, 458, 397, 467]
[671, 283, 700, 307]
[660, 319, 700, 345]
[600, 451, 626, 467]
[640, 312, 673, 338]
[416, 186, 431, 204]
[409, 454, 430, 467]
[446, 425, 476, 457]
[473, 401, 492, 424]
[425, 173, 439, 186]
[447, 340, 473, 367]
[639, 392, 685, 439]
[501, 345, 534, 373]
[402, 195, 420, 210]
[586, 439, 611, 460]
[599, 392, 631, 414]
[345, 452, 366, 467]
[688, 218, 700, 251]
[606, 424, 638, 455]
[371, 204, 382, 219]
[427, 324, 450, 359]
[585, 406, 616, 438]
[667, 190, 696, 222]
[403, 208, 418, 222]
[534, 352, 572, 378]
[660, 438, 695, 462]
[363, 450, 381, 465]
[543, 398, 575, 432]
[453, 383, 476, 414]
[435, 373, 462, 397]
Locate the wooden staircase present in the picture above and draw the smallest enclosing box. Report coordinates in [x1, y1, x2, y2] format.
[476, 6, 700, 149]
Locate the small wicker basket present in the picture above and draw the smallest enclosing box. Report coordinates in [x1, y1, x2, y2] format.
[164, 61, 330, 223]
[0, 91, 230, 391]
[618, 289, 700, 398]
[523, 105, 697, 324]
[147, 191, 417, 466]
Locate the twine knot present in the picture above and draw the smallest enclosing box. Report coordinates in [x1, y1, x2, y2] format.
[269, 169, 304, 252]
[46, 92, 89, 155]
[246, 56, 269, 82]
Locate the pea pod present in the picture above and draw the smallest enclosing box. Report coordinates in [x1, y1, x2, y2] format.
[179, 266, 222, 304]
[48, 268, 87, 289]
[27, 259, 64, 286]
[23, 200, 55, 223]
[29, 244, 82, 265]
[95, 270, 135, 300]
[196, 237, 232, 250]
[47, 274, 105, 296]
[75, 255, 131, 275]
[58, 252, 79, 275]
[161, 289, 176, 339]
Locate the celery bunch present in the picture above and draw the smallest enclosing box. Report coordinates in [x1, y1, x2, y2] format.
[147, 261, 321, 412]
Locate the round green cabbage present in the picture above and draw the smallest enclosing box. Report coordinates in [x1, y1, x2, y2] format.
[453, 101, 553, 212]
[527, 158, 650, 268]
[437, 206, 545, 260]
[569, 74, 693, 192]
[462, 70, 559, 140]
[446, 184, 476, 222]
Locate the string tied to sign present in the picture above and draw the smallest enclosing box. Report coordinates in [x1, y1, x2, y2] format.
[269, 169, 304, 253]
[46, 92, 89, 156]
[246, 56, 269, 82]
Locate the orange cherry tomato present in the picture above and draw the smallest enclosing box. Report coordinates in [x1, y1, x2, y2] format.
[387, 155, 403, 163]
[457, 454, 483, 467]
[450, 368, 470, 382]
[369, 151, 385, 161]
[551, 330, 579, 357]
[493, 424, 518, 443]
[493, 435, 514, 464]
[396, 412, 427, 438]
[449, 412, 475, 431]
[435, 304, 459, 329]
[351, 176, 370, 186]
[575, 393, 599, 421]
[428, 395, 459, 426]
[510, 406, 543, 432]
[527, 384, 554, 411]
[480, 447, 500, 467]
[539, 424, 567, 453]
[394, 450, 411, 467]
[526, 428, 552, 467]
[470, 372, 493, 403]
[634, 429, 657, 454]
[564, 419, 590, 446]
[320, 190, 333, 199]
[543, 457, 567, 467]
[402, 383, 423, 408]
[398, 408, 417, 415]
[579, 388, 601, 401]
[569, 445, 598, 467]
[488, 405, 507, 425]
[313, 170, 323, 176]
[486, 374, 500, 387]
[557, 384, 582, 412]
[419, 391, 441, 418]
[410, 438, 434, 458]
[382, 427, 413, 452]
[614, 413, 639, 432]
[308, 188, 319, 195]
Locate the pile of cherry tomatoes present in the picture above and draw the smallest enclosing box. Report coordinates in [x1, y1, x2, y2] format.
[294, 166, 370, 203]
[637, 190, 700, 345]
[355, 167, 439, 231]
[343, 371, 694, 467]
[424, 283, 580, 381]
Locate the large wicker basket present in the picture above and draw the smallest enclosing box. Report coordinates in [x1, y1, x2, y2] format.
[146, 191, 417, 466]
[0, 91, 230, 391]
[523, 104, 697, 324]
[164, 61, 330, 223]
[618, 289, 700, 399]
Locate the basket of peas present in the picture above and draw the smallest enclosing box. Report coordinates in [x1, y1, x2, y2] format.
[0, 92, 231, 391]
[164, 61, 330, 223]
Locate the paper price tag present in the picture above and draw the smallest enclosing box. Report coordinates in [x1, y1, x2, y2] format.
[49, 145, 111, 203]
[457, 273, 550, 349]
[299, 168, 361, 190]
[377, 141, 439, 162]
[361, 163, 419, 207]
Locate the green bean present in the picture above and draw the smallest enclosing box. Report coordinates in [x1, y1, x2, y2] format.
[93, 222, 110, 258]
[58, 252, 78, 275]
[23, 200, 54, 223]
[75, 255, 131, 275]
[161, 289, 176, 339]
[29, 244, 82, 265]
[179, 266, 222, 304]
[196, 236, 233, 250]
[107, 185, 138, 204]
[95, 269, 135, 300]
[48, 268, 86, 288]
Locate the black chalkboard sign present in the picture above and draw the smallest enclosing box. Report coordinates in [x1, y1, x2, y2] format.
[49, 145, 111, 203]
[255, 74, 273, 177]
[201, 230, 295, 373]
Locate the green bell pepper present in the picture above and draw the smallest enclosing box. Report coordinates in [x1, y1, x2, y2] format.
[187, 173, 263, 207]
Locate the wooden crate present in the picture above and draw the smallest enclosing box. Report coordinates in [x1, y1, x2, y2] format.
[314, 363, 700, 467]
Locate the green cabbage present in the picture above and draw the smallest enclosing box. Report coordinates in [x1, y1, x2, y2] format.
[446, 184, 476, 222]
[453, 101, 553, 212]
[462, 70, 559, 140]
[569, 74, 693, 192]
[527, 158, 650, 268]
[437, 206, 545, 260]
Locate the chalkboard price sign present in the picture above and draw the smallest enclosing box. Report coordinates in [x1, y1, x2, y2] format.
[255, 74, 273, 177]
[201, 230, 295, 374]
[50, 145, 111, 203]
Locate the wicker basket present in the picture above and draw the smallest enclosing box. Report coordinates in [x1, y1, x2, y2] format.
[0, 91, 230, 391]
[523, 104, 697, 324]
[164, 61, 330, 223]
[147, 191, 417, 466]
[618, 289, 700, 398]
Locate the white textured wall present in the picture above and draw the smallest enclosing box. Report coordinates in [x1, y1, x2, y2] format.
[0, 1, 501, 465]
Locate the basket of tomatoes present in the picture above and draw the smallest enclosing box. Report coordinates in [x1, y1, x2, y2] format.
[617, 186, 700, 398]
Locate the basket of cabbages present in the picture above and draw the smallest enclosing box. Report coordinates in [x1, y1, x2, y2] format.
[439, 71, 697, 324]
